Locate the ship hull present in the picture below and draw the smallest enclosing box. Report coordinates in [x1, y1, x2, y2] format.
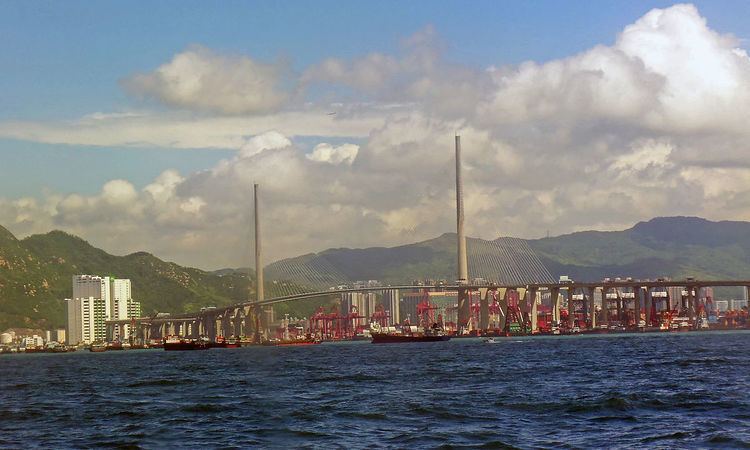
[164, 341, 210, 351]
[262, 339, 320, 347]
[371, 334, 451, 344]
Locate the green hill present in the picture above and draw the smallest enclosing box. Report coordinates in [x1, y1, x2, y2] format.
[266, 216, 750, 298]
[3, 216, 750, 330]
[0, 226, 255, 331]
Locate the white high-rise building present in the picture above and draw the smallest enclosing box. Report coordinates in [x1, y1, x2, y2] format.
[111, 278, 141, 339]
[73, 275, 112, 317]
[66, 296, 107, 344]
[67, 275, 141, 344]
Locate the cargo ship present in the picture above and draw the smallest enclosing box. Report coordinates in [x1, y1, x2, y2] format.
[262, 336, 320, 347]
[370, 324, 450, 344]
[163, 336, 210, 351]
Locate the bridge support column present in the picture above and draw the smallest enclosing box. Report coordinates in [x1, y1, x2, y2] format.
[458, 287, 470, 332]
[633, 287, 641, 328]
[498, 289, 509, 332]
[207, 315, 218, 341]
[567, 288, 575, 329]
[645, 287, 653, 327]
[588, 287, 596, 329]
[688, 286, 700, 324]
[527, 288, 538, 333]
[551, 287, 561, 325]
[601, 287, 609, 325]
[479, 289, 489, 332]
[234, 312, 244, 338]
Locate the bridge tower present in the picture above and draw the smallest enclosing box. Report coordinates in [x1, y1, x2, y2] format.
[455, 135, 471, 331]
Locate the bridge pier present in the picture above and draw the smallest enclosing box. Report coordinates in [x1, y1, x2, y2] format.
[233, 310, 244, 337]
[645, 287, 653, 327]
[498, 289, 509, 332]
[550, 287, 561, 325]
[601, 286, 609, 325]
[567, 287, 575, 329]
[479, 288, 490, 331]
[526, 287, 538, 333]
[633, 287, 641, 327]
[587, 287, 596, 329]
[688, 287, 697, 322]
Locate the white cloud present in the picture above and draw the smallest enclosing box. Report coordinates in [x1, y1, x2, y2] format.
[238, 131, 292, 158]
[122, 46, 289, 114]
[0, 109, 384, 149]
[306, 143, 359, 165]
[3, 4, 750, 269]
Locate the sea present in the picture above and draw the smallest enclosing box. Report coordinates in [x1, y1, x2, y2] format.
[1, 331, 749, 449]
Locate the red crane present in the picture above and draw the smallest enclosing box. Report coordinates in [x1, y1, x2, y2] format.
[416, 288, 438, 329]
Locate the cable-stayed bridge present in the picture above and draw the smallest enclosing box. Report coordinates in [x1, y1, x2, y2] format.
[263, 236, 554, 296]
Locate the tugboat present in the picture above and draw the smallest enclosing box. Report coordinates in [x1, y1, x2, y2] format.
[370, 322, 451, 344]
[163, 336, 210, 351]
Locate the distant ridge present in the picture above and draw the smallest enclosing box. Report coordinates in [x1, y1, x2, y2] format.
[265, 233, 555, 291]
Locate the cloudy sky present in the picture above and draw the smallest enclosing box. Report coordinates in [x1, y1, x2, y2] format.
[1, 1, 750, 269]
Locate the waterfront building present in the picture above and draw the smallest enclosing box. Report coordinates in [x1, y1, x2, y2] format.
[66, 296, 107, 344]
[340, 292, 377, 320]
[22, 335, 44, 348]
[383, 289, 400, 325]
[111, 278, 141, 339]
[67, 275, 142, 344]
[44, 327, 66, 344]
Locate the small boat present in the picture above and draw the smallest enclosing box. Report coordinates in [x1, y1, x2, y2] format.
[89, 343, 107, 352]
[483, 337, 498, 344]
[163, 336, 210, 351]
[23, 347, 46, 353]
[213, 336, 241, 348]
[106, 341, 124, 351]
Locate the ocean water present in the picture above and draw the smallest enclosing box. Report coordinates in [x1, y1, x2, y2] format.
[1, 331, 749, 449]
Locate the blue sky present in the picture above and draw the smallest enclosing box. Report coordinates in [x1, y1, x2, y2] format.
[1, 1, 749, 267]
[3, 0, 748, 119]
[2, 0, 748, 197]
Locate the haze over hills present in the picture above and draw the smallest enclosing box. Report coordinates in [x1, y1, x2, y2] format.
[2, 216, 750, 330]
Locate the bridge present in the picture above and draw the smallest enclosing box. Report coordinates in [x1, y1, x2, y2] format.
[105, 137, 749, 343]
[106, 279, 750, 343]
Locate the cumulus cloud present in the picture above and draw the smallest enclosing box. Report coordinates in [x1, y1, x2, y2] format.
[3, 4, 750, 270]
[122, 46, 289, 115]
[305, 143, 359, 165]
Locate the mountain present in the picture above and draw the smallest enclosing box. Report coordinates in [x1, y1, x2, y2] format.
[265, 233, 555, 289]
[0, 226, 255, 331]
[266, 216, 750, 298]
[529, 217, 750, 283]
[3, 216, 749, 330]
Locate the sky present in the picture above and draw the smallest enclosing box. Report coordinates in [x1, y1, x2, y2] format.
[1, 1, 750, 269]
